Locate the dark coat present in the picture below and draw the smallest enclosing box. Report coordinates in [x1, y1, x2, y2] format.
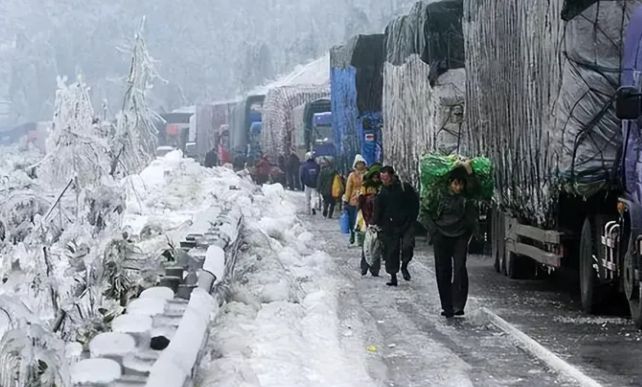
[300, 159, 321, 188]
[373, 178, 420, 234]
[425, 174, 480, 238]
[288, 153, 301, 174]
[204, 149, 218, 168]
[317, 166, 337, 197]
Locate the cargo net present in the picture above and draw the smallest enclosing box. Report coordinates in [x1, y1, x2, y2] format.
[463, 0, 638, 227]
[261, 85, 329, 160]
[382, 55, 465, 187]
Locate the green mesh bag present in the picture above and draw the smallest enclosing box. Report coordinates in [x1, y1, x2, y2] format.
[419, 154, 493, 219]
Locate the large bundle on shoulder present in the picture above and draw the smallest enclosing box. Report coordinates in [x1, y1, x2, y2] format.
[463, 0, 642, 227]
[419, 153, 493, 220]
[382, 0, 466, 187]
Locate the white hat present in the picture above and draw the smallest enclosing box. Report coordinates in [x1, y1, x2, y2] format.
[352, 154, 367, 168]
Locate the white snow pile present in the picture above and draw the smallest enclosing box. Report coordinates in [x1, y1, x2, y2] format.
[199, 187, 374, 387]
[0, 143, 257, 385]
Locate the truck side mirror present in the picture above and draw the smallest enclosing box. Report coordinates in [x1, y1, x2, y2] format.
[616, 86, 642, 120]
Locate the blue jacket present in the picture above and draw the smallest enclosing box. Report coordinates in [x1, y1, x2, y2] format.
[299, 160, 320, 188]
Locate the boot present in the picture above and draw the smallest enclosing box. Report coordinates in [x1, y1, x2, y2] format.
[441, 310, 454, 318]
[401, 263, 411, 281]
[349, 231, 355, 245]
[386, 274, 398, 287]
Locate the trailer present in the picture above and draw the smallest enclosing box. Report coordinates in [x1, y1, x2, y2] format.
[381, 0, 465, 186]
[463, 0, 642, 325]
[330, 34, 385, 172]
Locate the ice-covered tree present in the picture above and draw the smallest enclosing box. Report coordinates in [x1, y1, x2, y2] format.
[110, 22, 160, 177]
[42, 77, 110, 189]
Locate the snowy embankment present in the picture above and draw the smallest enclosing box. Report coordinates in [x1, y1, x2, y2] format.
[0, 147, 255, 386]
[71, 150, 253, 386]
[199, 188, 375, 387]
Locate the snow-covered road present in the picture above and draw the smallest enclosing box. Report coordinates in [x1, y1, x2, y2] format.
[199, 189, 574, 387]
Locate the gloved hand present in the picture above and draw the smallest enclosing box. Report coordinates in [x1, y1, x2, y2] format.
[368, 224, 381, 233]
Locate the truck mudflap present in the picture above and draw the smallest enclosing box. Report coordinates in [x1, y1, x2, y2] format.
[505, 216, 563, 268]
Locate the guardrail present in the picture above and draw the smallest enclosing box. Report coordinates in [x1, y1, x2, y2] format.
[70, 206, 243, 386]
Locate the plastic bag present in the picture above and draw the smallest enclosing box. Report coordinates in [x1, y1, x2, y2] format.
[363, 226, 382, 266]
[340, 209, 350, 234]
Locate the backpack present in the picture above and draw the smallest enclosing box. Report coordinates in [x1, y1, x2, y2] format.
[332, 174, 345, 199]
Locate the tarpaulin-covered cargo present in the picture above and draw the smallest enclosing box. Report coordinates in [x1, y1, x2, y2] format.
[330, 34, 385, 170]
[261, 85, 329, 159]
[622, 6, 642, 204]
[463, 0, 642, 227]
[384, 0, 465, 73]
[382, 0, 465, 186]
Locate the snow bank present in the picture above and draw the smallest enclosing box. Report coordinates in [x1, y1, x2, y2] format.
[71, 358, 122, 385]
[200, 191, 374, 386]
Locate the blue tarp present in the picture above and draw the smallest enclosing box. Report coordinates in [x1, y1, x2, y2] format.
[330, 68, 383, 170]
[358, 112, 383, 167]
[331, 66, 360, 172]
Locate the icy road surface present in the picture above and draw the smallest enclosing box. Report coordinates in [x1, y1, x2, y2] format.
[199, 189, 576, 387]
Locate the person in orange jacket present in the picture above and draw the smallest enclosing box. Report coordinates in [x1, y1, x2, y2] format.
[343, 154, 368, 245]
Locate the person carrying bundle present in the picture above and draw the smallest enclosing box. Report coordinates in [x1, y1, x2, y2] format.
[424, 159, 480, 318]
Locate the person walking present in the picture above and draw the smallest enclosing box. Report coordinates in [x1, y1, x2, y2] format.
[255, 155, 272, 185]
[425, 160, 479, 318]
[358, 164, 382, 276]
[204, 146, 218, 168]
[373, 166, 420, 287]
[287, 151, 302, 191]
[317, 159, 339, 218]
[300, 152, 321, 215]
[343, 154, 368, 245]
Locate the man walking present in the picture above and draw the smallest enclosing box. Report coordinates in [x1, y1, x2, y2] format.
[300, 152, 321, 215]
[317, 158, 339, 218]
[287, 151, 301, 191]
[425, 160, 479, 318]
[373, 166, 420, 287]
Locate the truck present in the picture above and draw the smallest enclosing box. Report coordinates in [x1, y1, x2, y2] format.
[292, 98, 335, 161]
[230, 94, 264, 164]
[463, 1, 642, 326]
[330, 34, 385, 172]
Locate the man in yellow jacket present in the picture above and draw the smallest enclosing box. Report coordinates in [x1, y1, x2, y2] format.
[343, 154, 368, 245]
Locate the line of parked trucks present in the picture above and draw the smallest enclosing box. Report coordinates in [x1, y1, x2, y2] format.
[192, 0, 642, 327]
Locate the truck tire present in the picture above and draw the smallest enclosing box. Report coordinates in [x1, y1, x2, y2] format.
[579, 217, 605, 314]
[506, 251, 532, 279]
[623, 238, 642, 329]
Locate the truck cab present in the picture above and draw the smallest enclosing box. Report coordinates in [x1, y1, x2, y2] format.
[605, 5, 642, 327]
[311, 111, 336, 163]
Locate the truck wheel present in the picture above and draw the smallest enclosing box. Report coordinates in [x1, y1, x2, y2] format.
[623, 241, 642, 329]
[506, 251, 531, 279]
[579, 217, 602, 314]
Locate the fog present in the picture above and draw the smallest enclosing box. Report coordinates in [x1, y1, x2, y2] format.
[0, 0, 416, 126]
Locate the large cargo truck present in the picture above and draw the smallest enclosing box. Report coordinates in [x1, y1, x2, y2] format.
[463, 0, 642, 325]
